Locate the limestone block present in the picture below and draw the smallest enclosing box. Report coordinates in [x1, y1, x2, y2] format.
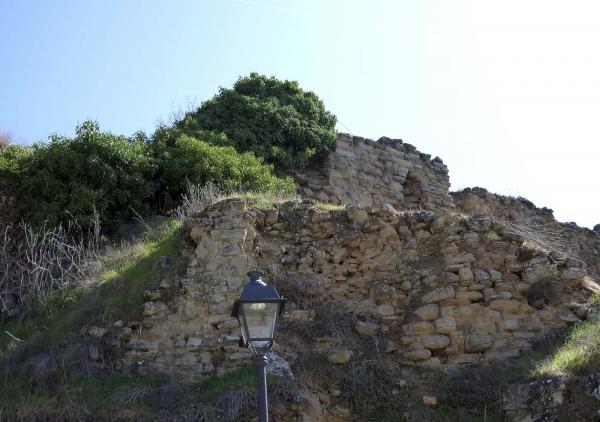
[414, 304, 440, 321]
[422, 334, 450, 350]
[465, 333, 493, 352]
[483, 289, 503, 302]
[190, 225, 207, 242]
[420, 357, 442, 368]
[502, 317, 520, 331]
[379, 223, 400, 241]
[432, 316, 455, 334]
[489, 269, 502, 281]
[331, 247, 348, 264]
[372, 304, 396, 319]
[402, 321, 434, 336]
[458, 267, 474, 282]
[440, 306, 457, 318]
[474, 269, 490, 283]
[415, 230, 431, 241]
[342, 233, 362, 248]
[489, 299, 521, 314]
[400, 336, 418, 345]
[439, 298, 471, 307]
[463, 232, 479, 245]
[404, 349, 432, 361]
[186, 337, 203, 350]
[455, 291, 483, 302]
[422, 286, 455, 303]
[445, 253, 476, 265]
[354, 321, 379, 336]
[422, 395, 439, 406]
[437, 271, 460, 283]
[408, 342, 425, 351]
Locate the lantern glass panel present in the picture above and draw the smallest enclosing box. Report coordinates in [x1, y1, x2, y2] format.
[241, 302, 279, 348]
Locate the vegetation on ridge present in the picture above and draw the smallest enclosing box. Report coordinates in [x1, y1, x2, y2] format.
[171, 73, 337, 174]
[0, 73, 326, 231]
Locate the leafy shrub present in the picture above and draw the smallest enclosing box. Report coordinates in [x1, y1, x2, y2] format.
[4, 121, 155, 230]
[155, 134, 294, 201]
[0, 144, 32, 176]
[174, 73, 337, 173]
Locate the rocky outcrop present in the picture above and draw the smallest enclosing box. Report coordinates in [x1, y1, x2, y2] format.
[295, 133, 452, 210]
[122, 199, 599, 381]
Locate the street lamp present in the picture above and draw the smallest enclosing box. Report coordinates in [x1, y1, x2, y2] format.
[231, 270, 286, 422]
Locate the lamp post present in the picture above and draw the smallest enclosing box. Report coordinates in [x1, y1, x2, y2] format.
[231, 270, 286, 422]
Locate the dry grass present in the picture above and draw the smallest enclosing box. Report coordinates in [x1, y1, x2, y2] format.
[173, 182, 301, 220]
[535, 318, 600, 376]
[0, 218, 182, 353]
[504, 220, 569, 258]
[0, 219, 101, 316]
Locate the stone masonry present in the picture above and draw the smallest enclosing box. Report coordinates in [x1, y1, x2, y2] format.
[123, 199, 599, 381]
[294, 133, 452, 210]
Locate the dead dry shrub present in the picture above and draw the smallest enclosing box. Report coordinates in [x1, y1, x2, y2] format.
[173, 182, 221, 221]
[526, 277, 561, 309]
[273, 277, 320, 310]
[0, 220, 100, 316]
[505, 220, 568, 258]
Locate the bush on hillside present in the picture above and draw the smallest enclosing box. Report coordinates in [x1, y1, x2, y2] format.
[174, 73, 337, 173]
[0, 144, 32, 176]
[2, 121, 155, 230]
[156, 134, 294, 201]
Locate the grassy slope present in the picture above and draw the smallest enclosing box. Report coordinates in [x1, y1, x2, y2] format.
[535, 292, 600, 376]
[0, 217, 288, 420]
[0, 219, 183, 354]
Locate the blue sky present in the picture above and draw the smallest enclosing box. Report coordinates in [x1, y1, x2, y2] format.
[1, 0, 599, 228]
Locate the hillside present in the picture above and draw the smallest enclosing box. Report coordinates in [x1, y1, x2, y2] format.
[1, 131, 599, 421]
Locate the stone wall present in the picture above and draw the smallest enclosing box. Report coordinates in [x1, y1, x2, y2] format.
[122, 199, 599, 381]
[295, 133, 452, 210]
[452, 187, 600, 281]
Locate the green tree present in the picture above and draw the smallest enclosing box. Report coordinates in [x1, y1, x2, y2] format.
[155, 133, 294, 201]
[8, 121, 156, 230]
[176, 73, 337, 173]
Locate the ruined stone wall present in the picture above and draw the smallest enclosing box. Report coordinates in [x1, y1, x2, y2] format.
[122, 200, 599, 382]
[295, 133, 452, 210]
[452, 187, 600, 281]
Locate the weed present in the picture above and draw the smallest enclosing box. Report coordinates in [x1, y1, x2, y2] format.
[526, 277, 561, 309]
[535, 318, 600, 376]
[313, 202, 345, 212]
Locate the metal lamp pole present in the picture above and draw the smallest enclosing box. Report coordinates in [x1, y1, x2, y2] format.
[231, 271, 286, 422]
[253, 353, 269, 422]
